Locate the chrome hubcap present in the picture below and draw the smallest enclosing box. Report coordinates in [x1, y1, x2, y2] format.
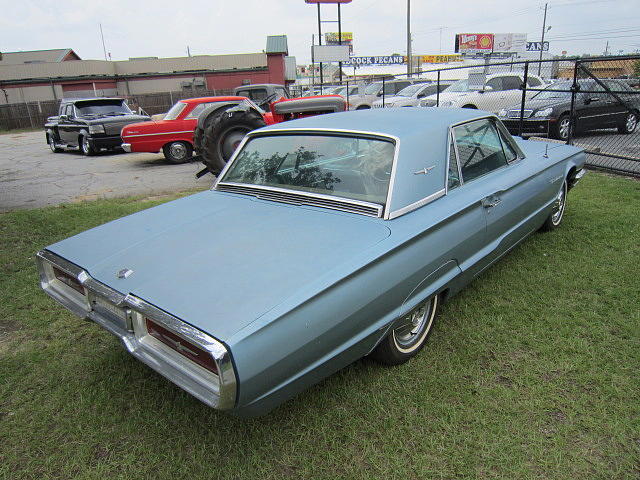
[626, 114, 637, 132]
[559, 119, 570, 139]
[82, 137, 89, 153]
[392, 297, 437, 352]
[551, 183, 566, 225]
[49, 137, 56, 152]
[169, 142, 187, 160]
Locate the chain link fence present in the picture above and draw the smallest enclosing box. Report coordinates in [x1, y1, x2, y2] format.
[0, 88, 234, 131]
[310, 55, 640, 177]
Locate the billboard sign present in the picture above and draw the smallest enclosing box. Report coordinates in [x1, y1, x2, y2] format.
[455, 33, 494, 53]
[325, 32, 353, 54]
[526, 41, 549, 51]
[343, 55, 405, 67]
[312, 45, 351, 62]
[419, 54, 463, 64]
[493, 33, 527, 53]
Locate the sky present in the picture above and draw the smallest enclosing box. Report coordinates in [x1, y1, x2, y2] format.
[1, 0, 638, 63]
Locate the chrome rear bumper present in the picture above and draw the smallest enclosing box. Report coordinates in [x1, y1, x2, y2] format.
[121, 143, 131, 153]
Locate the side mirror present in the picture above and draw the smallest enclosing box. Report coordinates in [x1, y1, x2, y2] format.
[584, 96, 599, 104]
[417, 92, 426, 98]
[377, 91, 383, 97]
[59, 114, 68, 121]
[481, 85, 494, 92]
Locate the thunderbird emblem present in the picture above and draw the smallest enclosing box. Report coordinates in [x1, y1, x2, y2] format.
[414, 165, 436, 175]
[116, 268, 133, 279]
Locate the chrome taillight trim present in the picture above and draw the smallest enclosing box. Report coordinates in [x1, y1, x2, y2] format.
[35, 249, 237, 410]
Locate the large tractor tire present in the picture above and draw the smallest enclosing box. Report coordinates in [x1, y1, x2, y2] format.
[201, 110, 266, 174]
[193, 108, 230, 156]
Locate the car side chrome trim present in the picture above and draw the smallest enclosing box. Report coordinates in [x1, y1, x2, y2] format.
[122, 130, 194, 138]
[388, 188, 446, 219]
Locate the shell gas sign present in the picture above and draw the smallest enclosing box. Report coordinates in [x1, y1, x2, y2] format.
[455, 34, 494, 53]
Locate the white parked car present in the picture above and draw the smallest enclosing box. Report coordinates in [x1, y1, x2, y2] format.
[420, 73, 546, 114]
[348, 79, 419, 110]
[371, 82, 453, 108]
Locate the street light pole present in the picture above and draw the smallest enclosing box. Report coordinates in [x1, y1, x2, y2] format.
[406, 0, 412, 77]
[538, 2, 548, 76]
[317, 3, 323, 87]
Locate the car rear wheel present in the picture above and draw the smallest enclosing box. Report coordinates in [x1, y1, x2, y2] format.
[80, 135, 95, 156]
[461, 104, 477, 109]
[618, 111, 638, 134]
[540, 179, 567, 232]
[356, 105, 370, 110]
[370, 294, 440, 365]
[554, 114, 571, 141]
[201, 110, 266, 174]
[163, 141, 193, 164]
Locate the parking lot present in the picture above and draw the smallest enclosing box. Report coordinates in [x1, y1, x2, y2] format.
[0, 130, 211, 212]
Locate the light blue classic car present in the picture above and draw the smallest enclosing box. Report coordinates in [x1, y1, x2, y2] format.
[37, 108, 586, 416]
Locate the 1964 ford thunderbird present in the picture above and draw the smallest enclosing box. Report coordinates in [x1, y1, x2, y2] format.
[37, 108, 586, 417]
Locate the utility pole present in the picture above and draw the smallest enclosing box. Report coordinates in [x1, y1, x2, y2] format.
[338, 3, 343, 83]
[187, 46, 191, 57]
[99, 23, 108, 61]
[604, 41, 609, 55]
[537, 2, 548, 76]
[406, 0, 412, 76]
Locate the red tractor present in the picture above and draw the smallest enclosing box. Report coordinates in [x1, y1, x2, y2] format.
[194, 87, 345, 177]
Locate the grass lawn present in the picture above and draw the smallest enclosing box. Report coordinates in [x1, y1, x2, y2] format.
[0, 174, 638, 479]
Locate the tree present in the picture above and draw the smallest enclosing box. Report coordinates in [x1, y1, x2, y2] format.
[634, 60, 640, 78]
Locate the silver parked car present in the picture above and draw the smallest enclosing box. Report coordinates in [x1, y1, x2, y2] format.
[372, 82, 453, 108]
[348, 79, 419, 110]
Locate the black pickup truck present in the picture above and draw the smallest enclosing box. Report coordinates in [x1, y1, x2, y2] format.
[45, 98, 150, 155]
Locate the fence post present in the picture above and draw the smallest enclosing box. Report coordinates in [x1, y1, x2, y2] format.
[436, 70, 441, 107]
[382, 78, 386, 107]
[518, 62, 529, 137]
[567, 60, 579, 145]
[346, 80, 350, 107]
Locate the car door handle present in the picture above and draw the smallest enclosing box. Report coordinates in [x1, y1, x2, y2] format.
[481, 196, 502, 208]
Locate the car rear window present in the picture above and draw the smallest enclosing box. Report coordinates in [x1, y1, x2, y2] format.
[222, 134, 396, 205]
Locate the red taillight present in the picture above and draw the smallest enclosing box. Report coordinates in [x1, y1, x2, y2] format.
[52, 266, 85, 294]
[145, 318, 218, 375]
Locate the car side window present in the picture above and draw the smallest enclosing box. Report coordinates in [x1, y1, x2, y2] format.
[454, 119, 509, 183]
[447, 135, 461, 190]
[502, 76, 522, 90]
[393, 82, 410, 94]
[485, 77, 504, 91]
[65, 105, 74, 117]
[185, 103, 215, 119]
[527, 76, 542, 87]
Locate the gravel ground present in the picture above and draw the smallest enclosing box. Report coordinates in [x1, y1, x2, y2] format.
[0, 130, 212, 212]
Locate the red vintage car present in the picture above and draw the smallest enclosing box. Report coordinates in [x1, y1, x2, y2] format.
[121, 97, 247, 163]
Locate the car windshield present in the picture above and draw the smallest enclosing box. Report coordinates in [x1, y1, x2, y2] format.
[533, 83, 572, 100]
[222, 134, 396, 205]
[163, 102, 188, 120]
[363, 82, 382, 95]
[396, 83, 429, 97]
[443, 79, 470, 92]
[74, 100, 132, 116]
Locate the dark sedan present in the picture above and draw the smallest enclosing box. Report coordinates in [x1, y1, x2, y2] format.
[499, 79, 639, 140]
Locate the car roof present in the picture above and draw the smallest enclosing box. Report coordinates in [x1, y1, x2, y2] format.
[179, 96, 246, 104]
[259, 106, 486, 137]
[256, 108, 494, 216]
[234, 84, 285, 89]
[62, 97, 125, 103]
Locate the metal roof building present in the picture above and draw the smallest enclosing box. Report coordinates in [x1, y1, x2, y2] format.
[0, 38, 295, 103]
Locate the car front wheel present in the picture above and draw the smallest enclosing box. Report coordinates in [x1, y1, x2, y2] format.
[371, 294, 440, 365]
[618, 111, 638, 134]
[48, 135, 63, 153]
[540, 179, 568, 231]
[163, 141, 193, 164]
